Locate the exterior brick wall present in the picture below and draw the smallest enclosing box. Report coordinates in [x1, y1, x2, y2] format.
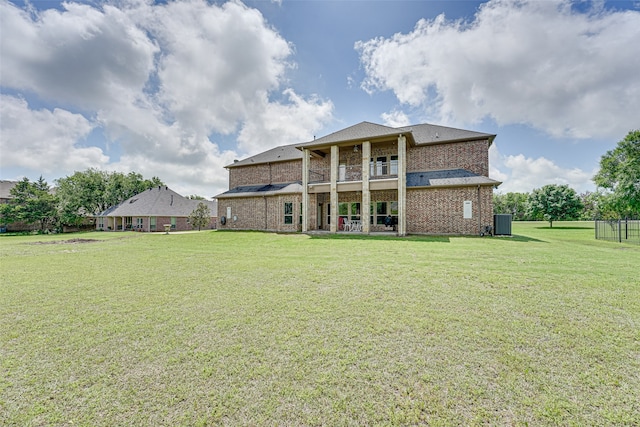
[229, 160, 302, 188]
[218, 194, 302, 232]
[406, 186, 494, 235]
[223, 137, 495, 235]
[408, 140, 490, 176]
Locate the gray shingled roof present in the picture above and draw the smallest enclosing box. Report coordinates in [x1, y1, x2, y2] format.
[407, 169, 501, 188]
[399, 123, 495, 145]
[99, 186, 217, 217]
[216, 182, 302, 199]
[225, 144, 302, 168]
[226, 121, 496, 169]
[0, 180, 16, 200]
[299, 122, 401, 147]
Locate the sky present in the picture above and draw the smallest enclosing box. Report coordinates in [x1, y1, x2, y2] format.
[1, 0, 639, 199]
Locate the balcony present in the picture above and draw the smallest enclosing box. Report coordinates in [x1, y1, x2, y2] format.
[308, 161, 398, 193]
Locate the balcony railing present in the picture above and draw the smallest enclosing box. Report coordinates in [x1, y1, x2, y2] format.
[309, 162, 398, 183]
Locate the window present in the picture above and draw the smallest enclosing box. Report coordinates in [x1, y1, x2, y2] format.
[150, 217, 156, 230]
[370, 155, 396, 176]
[284, 202, 293, 224]
[300, 203, 303, 225]
[136, 218, 143, 229]
[125, 217, 132, 229]
[376, 202, 387, 225]
[327, 203, 331, 225]
[98, 217, 104, 229]
[390, 155, 398, 175]
[171, 217, 176, 229]
[377, 157, 387, 175]
[350, 202, 360, 220]
[372, 201, 398, 225]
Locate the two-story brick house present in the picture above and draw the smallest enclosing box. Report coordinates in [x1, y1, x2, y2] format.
[215, 121, 501, 235]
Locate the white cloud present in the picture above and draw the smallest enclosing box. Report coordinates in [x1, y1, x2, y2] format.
[356, 0, 640, 140]
[0, 0, 334, 197]
[0, 95, 107, 175]
[490, 143, 595, 193]
[237, 89, 334, 154]
[380, 110, 411, 128]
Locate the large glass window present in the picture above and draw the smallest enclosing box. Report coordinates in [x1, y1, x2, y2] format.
[350, 202, 360, 220]
[390, 155, 398, 175]
[372, 201, 398, 225]
[171, 217, 176, 229]
[376, 202, 387, 225]
[150, 217, 156, 230]
[284, 202, 293, 224]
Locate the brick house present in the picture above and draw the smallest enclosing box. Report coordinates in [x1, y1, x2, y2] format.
[215, 121, 501, 235]
[97, 186, 217, 232]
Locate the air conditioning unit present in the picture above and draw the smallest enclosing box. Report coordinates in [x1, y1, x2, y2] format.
[494, 214, 512, 236]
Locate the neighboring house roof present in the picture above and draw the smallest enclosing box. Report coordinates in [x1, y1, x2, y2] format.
[99, 186, 217, 217]
[0, 180, 17, 200]
[216, 182, 303, 199]
[407, 169, 501, 188]
[226, 144, 302, 168]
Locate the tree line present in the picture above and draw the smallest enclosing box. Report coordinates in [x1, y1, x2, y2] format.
[494, 130, 639, 226]
[1, 169, 164, 233]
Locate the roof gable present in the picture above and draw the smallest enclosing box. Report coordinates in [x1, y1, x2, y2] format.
[301, 122, 399, 146]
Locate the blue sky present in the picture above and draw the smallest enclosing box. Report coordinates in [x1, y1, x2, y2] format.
[1, 0, 639, 198]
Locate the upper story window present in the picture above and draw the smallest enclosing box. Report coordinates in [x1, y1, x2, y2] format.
[370, 155, 398, 177]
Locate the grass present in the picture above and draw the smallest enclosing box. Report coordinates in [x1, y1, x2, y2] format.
[1, 222, 639, 426]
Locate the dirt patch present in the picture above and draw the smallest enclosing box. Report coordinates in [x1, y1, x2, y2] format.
[30, 238, 101, 245]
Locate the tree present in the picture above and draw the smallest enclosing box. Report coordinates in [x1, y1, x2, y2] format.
[579, 191, 617, 220]
[593, 130, 640, 218]
[188, 202, 211, 231]
[55, 169, 163, 225]
[1, 177, 59, 232]
[493, 192, 530, 220]
[526, 184, 583, 228]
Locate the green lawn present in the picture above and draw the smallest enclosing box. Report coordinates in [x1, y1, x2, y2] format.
[1, 222, 638, 426]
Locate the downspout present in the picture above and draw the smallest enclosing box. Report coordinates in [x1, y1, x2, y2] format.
[477, 185, 482, 235]
[264, 195, 268, 230]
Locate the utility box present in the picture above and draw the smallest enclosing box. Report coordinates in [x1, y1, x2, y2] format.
[494, 214, 512, 236]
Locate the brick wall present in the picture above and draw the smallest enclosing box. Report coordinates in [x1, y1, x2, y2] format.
[229, 160, 301, 188]
[408, 140, 490, 176]
[406, 186, 494, 235]
[218, 194, 302, 232]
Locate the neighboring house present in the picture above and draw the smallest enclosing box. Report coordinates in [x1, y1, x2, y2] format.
[97, 186, 217, 232]
[215, 121, 501, 236]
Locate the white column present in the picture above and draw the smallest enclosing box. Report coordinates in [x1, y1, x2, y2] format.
[302, 148, 309, 232]
[398, 135, 407, 236]
[330, 145, 338, 233]
[362, 141, 371, 234]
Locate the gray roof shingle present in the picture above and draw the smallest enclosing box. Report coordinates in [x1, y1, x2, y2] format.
[225, 121, 496, 168]
[99, 186, 217, 217]
[407, 169, 501, 188]
[225, 144, 302, 168]
[215, 182, 302, 199]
